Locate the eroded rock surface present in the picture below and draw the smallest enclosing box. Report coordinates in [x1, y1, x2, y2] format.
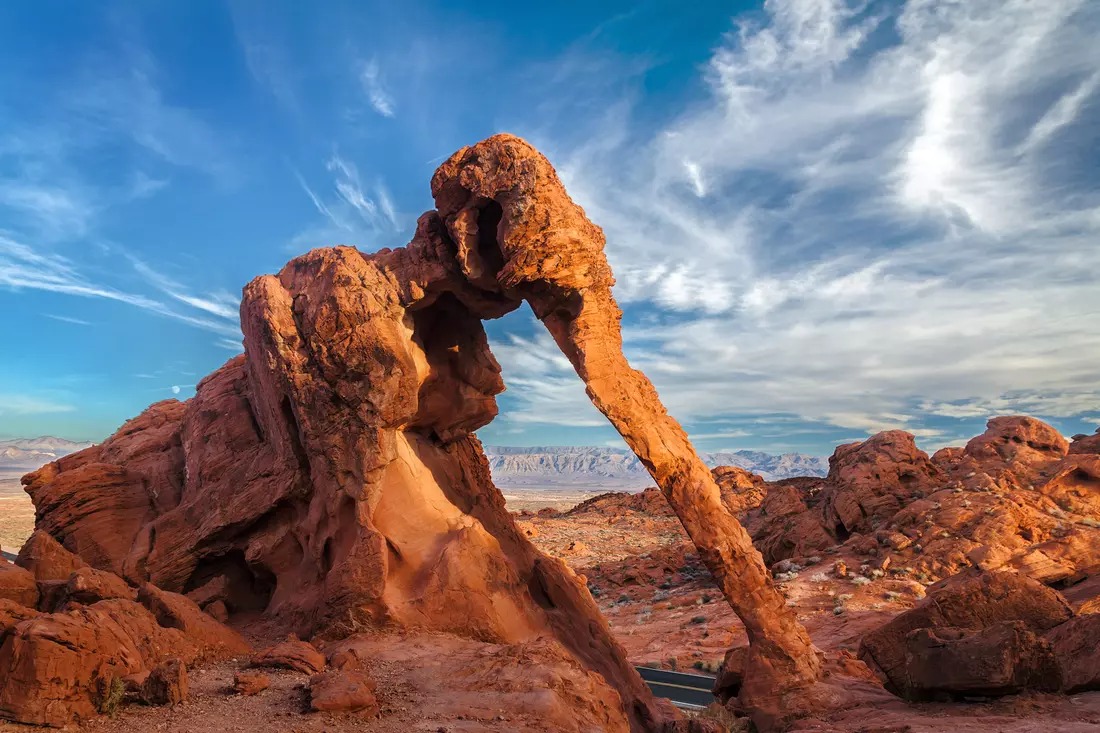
[22, 134, 773, 731]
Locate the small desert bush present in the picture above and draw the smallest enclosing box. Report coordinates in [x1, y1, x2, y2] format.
[95, 676, 125, 717]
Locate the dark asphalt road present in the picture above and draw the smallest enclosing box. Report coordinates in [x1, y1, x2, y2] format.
[1, 550, 17, 562]
[635, 666, 717, 709]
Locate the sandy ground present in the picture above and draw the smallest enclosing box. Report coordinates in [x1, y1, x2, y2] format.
[0, 474, 33, 554]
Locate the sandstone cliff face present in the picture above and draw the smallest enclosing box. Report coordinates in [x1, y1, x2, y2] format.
[22, 135, 815, 731]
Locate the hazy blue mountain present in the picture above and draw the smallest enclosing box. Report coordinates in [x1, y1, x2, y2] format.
[484, 445, 827, 484]
[0, 437, 94, 470]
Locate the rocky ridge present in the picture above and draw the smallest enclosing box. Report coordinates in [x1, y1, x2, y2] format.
[486, 446, 828, 482]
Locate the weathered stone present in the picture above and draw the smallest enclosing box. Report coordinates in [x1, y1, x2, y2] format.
[251, 637, 326, 675]
[141, 658, 189, 705]
[308, 669, 377, 713]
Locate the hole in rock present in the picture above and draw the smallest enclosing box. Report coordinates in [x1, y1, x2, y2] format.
[527, 566, 558, 610]
[834, 522, 851, 542]
[476, 199, 505, 279]
[184, 549, 275, 613]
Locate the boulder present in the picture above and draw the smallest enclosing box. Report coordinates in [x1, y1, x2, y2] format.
[0, 597, 246, 727]
[141, 658, 189, 705]
[0, 561, 38, 609]
[901, 622, 1060, 700]
[308, 669, 378, 713]
[66, 566, 136, 605]
[233, 671, 270, 696]
[252, 637, 326, 675]
[820, 431, 941, 537]
[859, 571, 1072, 694]
[137, 584, 249, 659]
[1044, 614, 1100, 693]
[0, 599, 39, 642]
[1069, 428, 1100, 455]
[15, 530, 86, 581]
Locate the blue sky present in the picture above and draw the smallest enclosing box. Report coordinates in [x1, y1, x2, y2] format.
[2, 0, 1099, 456]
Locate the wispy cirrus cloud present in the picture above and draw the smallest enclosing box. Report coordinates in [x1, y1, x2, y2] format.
[43, 314, 92, 326]
[496, 0, 1100, 449]
[0, 394, 75, 416]
[360, 59, 395, 118]
[290, 154, 401, 251]
[0, 233, 241, 338]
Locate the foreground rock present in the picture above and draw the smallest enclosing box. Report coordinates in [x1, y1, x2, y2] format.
[0, 558, 247, 727]
[859, 571, 1072, 698]
[251, 637, 326, 675]
[308, 669, 377, 713]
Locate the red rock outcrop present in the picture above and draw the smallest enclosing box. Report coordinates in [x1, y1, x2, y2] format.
[0, 560, 38, 609]
[900, 621, 1061, 699]
[1069, 427, 1100, 455]
[1044, 613, 1100, 693]
[0, 591, 242, 727]
[15, 530, 86, 581]
[858, 571, 1072, 697]
[251, 637, 326, 675]
[25, 134, 812, 731]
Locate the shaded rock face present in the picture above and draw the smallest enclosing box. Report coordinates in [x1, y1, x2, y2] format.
[858, 571, 1072, 697]
[22, 134, 821, 730]
[901, 622, 1061, 700]
[0, 585, 245, 727]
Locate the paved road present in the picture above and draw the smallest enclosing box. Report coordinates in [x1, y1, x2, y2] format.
[635, 666, 716, 709]
[1, 550, 17, 562]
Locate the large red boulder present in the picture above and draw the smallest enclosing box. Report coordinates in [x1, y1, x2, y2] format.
[252, 637, 326, 675]
[1044, 614, 1100, 693]
[901, 622, 1060, 700]
[15, 530, 86, 581]
[308, 669, 377, 713]
[859, 571, 1072, 695]
[0, 561, 38, 609]
[820, 431, 941, 536]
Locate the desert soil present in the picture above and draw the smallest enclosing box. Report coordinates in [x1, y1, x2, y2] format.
[0, 473, 33, 553]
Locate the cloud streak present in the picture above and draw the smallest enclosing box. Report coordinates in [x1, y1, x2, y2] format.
[501, 0, 1100, 445]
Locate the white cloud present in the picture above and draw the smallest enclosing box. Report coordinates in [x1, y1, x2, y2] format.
[361, 59, 395, 117]
[0, 233, 241, 337]
[289, 156, 401, 250]
[500, 0, 1100, 442]
[0, 394, 75, 415]
[43, 314, 92, 326]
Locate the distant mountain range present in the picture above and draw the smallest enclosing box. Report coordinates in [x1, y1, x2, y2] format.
[0, 437, 94, 470]
[484, 445, 828, 484]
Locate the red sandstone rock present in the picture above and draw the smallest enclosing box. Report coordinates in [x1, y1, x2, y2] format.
[15, 530, 86, 581]
[137, 584, 249, 659]
[66, 565, 136, 605]
[203, 599, 229, 623]
[252, 637, 326, 675]
[859, 571, 1072, 695]
[0, 560, 38, 609]
[1044, 614, 1100, 693]
[308, 668, 378, 713]
[1069, 428, 1100, 455]
[821, 431, 941, 536]
[0, 599, 39, 641]
[901, 622, 1061, 699]
[233, 671, 270, 696]
[141, 658, 189, 705]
